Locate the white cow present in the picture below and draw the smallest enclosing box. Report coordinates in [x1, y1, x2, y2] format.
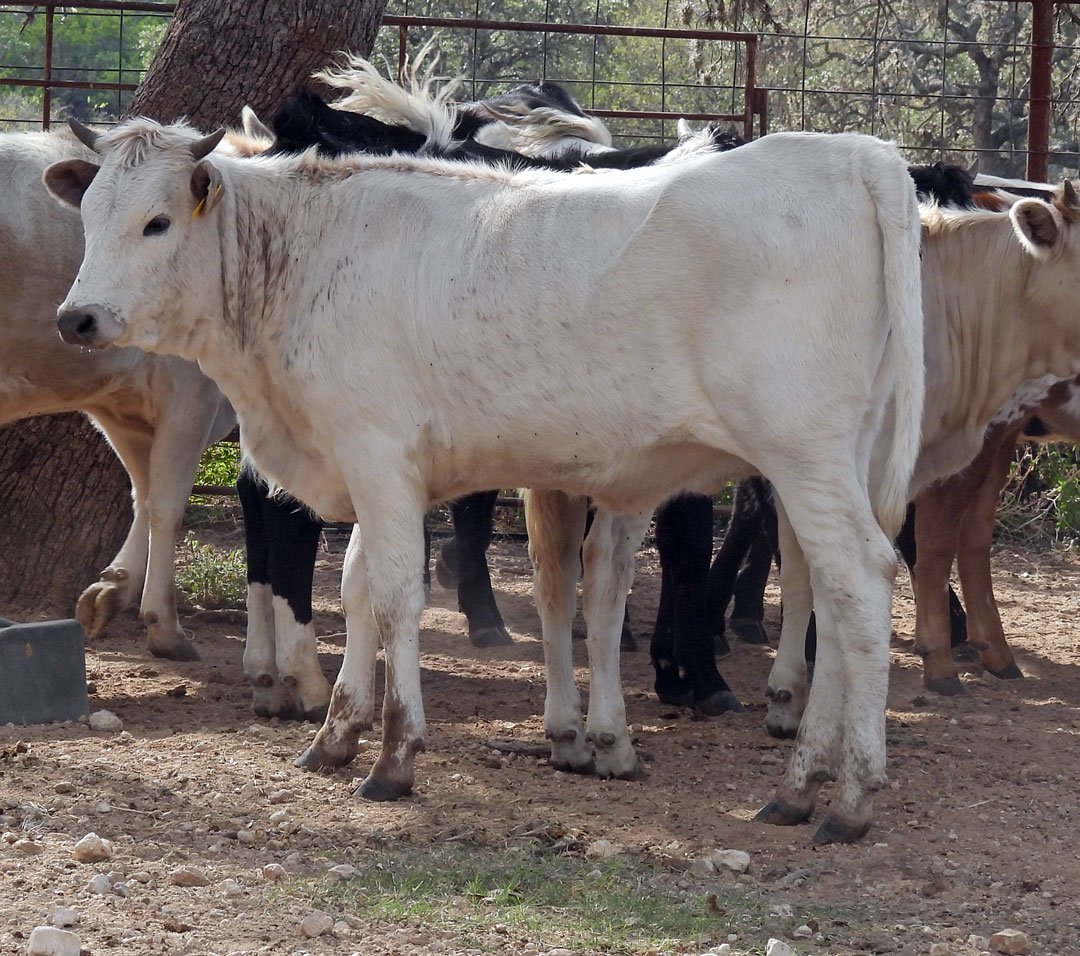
[764, 188, 1080, 735]
[45, 118, 923, 844]
[0, 126, 256, 660]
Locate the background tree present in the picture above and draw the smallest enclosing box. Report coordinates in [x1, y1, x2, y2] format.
[0, 0, 387, 619]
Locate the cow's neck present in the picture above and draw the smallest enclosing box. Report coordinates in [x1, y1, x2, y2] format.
[916, 214, 1080, 488]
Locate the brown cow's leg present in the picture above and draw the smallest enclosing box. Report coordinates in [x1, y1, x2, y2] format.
[912, 479, 968, 694]
[955, 423, 1025, 680]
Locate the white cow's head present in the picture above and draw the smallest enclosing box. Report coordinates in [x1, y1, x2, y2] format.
[44, 118, 228, 355]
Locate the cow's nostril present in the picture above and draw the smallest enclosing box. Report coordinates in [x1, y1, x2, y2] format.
[75, 313, 96, 336]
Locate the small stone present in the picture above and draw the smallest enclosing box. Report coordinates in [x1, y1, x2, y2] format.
[300, 910, 334, 938]
[709, 848, 751, 873]
[235, 829, 256, 845]
[766, 940, 796, 956]
[929, 943, 951, 956]
[53, 782, 75, 794]
[713, 947, 732, 956]
[989, 930, 1029, 955]
[129, 871, 151, 884]
[13, 839, 42, 855]
[968, 936, 990, 950]
[791, 925, 813, 939]
[168, 866, 211, 887]
[111, 881, 131, 897]
[72, 832, 112, 863]
[328, 864, 356, 879]
[48, 907, 77, 929]
[88, 709, 123, 732]
[333, 921, 351, 936]
[26, 926, 82, 956]
[585, 839, 619, 859]
[260, 863, 287, 882]
[221, 878, 244, 898]
[268, 789, 295, 804]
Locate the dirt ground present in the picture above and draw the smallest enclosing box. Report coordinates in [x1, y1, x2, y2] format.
[2, 512, 1080, 956]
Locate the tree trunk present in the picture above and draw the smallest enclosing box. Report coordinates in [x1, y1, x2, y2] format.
[0, 416, 132, 617]
[127, 0, 387, 129]
[0, 0, 388, 620]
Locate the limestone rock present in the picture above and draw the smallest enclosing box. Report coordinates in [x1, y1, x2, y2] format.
[26, 926, 81, 956]
[766, 939, 796, 956]
[990, 929, 1030, 955]
[168, 865, 211, 887]
[300, 909, 334, 938]
[89, 709, 123, 732]
[72, 832, 113, 863]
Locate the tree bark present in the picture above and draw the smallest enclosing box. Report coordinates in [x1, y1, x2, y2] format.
[127, 0, 387, 129]
[0, 0, 387, 620]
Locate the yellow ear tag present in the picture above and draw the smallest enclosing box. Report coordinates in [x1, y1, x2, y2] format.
[191, 185, 222, 220]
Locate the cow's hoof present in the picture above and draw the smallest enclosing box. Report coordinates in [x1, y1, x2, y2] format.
[764, 688, 804, 738]
[713, 632, 732, 658]
[590, 733, 643, 781]
[76, 580, 127, 639]
[987, 662, 1024, 681]
[695, 689, 744, 716]
[925, 674, 965, 696]
[653, 668, 693, 708]
[468, 624, 514, 647]
[294, 742, 356, 771]
[149, 636, 200, 662]
[354, 774, 412, 801]
[755, 797, 812, 827]
[812, 813, 872, 845]
[548, 728, 594, 775]
[731, 617, 769, 645]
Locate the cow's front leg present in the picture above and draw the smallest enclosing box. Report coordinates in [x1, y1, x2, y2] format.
[525, 490, 592, 773]
[581, 507, 649, 780]
[296, 526, 378, 771]
[345, 480, 428, 801]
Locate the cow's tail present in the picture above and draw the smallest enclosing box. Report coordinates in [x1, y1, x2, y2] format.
[864, 141, 925, 538]
[314, 45, 458, 153]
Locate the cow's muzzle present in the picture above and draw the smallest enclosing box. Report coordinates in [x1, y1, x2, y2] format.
[56, 305, 120, 347]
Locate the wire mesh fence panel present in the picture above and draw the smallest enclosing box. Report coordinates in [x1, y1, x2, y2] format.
[0, 4, 170, 130]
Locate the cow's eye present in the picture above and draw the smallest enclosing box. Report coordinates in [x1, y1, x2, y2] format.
[143, 216, 170, 237]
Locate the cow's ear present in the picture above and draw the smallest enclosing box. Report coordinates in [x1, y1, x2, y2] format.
[1011, 198, 1063, 258]
[43, 159, 100, 209]
[191, 160, 225, 219]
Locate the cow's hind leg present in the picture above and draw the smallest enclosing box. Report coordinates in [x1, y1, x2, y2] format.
[75, 422, 152, 644]
[760, 480, 895, 843]
[955, 425, 1024, 680]
[525, 490, 593, 773]
[763, 507, 812, 740]
[451, 490, 512, 647]
[581, 507, 650, 780]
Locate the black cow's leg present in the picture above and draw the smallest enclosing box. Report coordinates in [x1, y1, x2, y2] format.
[451, 490, 513, 646]
[729, 529, 774, 645]
[653, 494, 742, 714]
[705, 480, 765, 654]
[238, 465, 329, 720]
[650, 544, 686, 704]
[895, 502, 969, 651]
